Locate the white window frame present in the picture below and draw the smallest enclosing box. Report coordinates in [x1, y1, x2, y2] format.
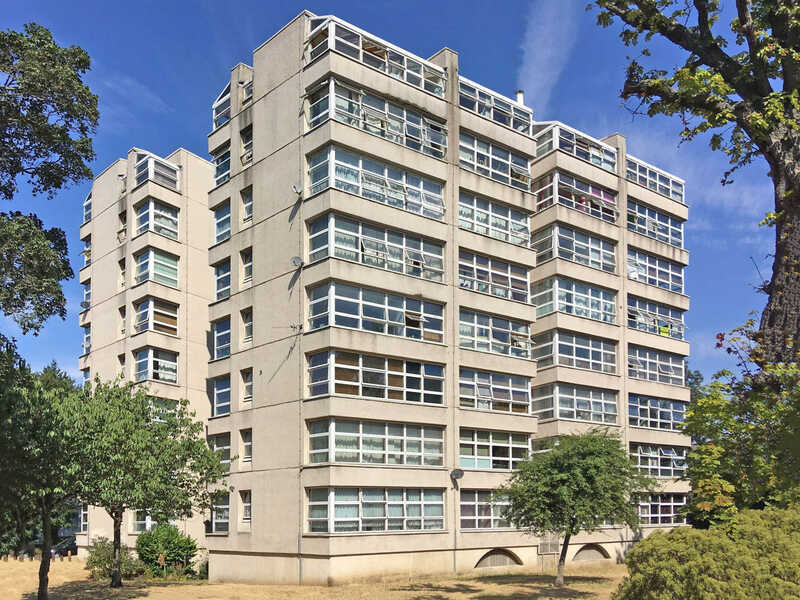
[212, 83, 231, 129]
[628, 394, 687, 431]
[134, 347, 178, 383]
[133, 511, 157, 533]
[459, 490, 511, 529]
[79, 503, 88, 533]
[458, 309, 531, 359]
[531, 383, 617, 423]
[240, 126, 253, 165]
[209, 493, 230, 533]
[212, 317, 231, 359]
[134, 152, 179, 191]
[532, 330, 617, 374]
[531, 276, 616, 323]
[241, 308, 253, 343]
[627, 248, 684, 293]
[82, 193, 92, 223]
[240, 490, 252, 522]
[637, 493, 687, 525]
[209, 432, 231, 469]
[458, 368, 530, 414]
[531, 223, 616, 273]
[133, 297, 178, 336]
[457, 191, 529, 246]
[241, 369, 253, 402]
[241, 187, 253, 222]
[458, 131, 530, 190]
[458, 76, 531, 135]
[212, 375, 230, 416]
[81, 281, 91, 310]
[135, 247, 179, 288]
[241, 429, 252, 463]
[215, 260, 231, 300]
[82, 236, 91, 267]
[626, 157, 685, 204]
[630, 443, 688, 479]
[241, 248, 253, 284]
[213, 146, 231, 186]
[214, 202, 231, 243]
[135, 197, 178, 240]
[628, 345, 686, 386]
[458, 249, 528, 303]
[627, 199, 684, 248]
[459, 428, 529, 471]
[81, 325, 91, 355]
[533, 122, 617, 172]
[533, 170, 617, 222]
[628, 296, 686, 340]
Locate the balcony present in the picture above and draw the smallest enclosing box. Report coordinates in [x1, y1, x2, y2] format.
[134, 153, 180, 193]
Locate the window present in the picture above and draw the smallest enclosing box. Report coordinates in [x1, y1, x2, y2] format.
[309, 419, 443, 466]
[532, 383, 617, 423]
[240, 126, 253, 165]
[212, 83, 231, 128]
[459, 368, 530, 413]
[307, 350, 444, 404]
[531, 437, 559, 453]
[118, 211, 127, 241]
[209, 433, 231, 470]
[241, 80, 253, 104]
[458, 250, 528, 303]
[240, 490, 252, 522]
[82, 192, 92, 223]
[209, 493, 229, 533]
[214, 202, 231, 243]
[308, 213, 444, 281]
[241, 429, 252, 463]
[628, 345, 685, 386]
[119, 258, 126, 289]
[215, 260, 231, 300]
[134, 297, 178, 335]
[627, 199, 683, 248]
[135, 348, 177, 383]
[82, 236, 91, 267]
[241, 249, 253, 283]
[212, 375, 230, 416]
[134, 152, 179, 191]
[459, 78, 531, 135]
[241, 369, 253, 402]
[306, 19, 446, 97]
[241, 187, 253, 222]
[308, 282, 444, 342]
[78, 503, 88, 533]
[533, 123, 617, 172]
[532, 171, 617, 223]
[460, 490, 511, 529]
[241, 309, 253, 343]
[135, 248, 179, 288]
[628, 394, 687, 431]
[627, 248, 684, 293]
[81, 281, 91, 310]
[531, 223, 616, 273]
[212, 317, 231, 359]
[628, 296, 686, 340]
[531, 277, 616, 323]
[213, 146, 231, 186]
[626, 157, 685, 204]
[458, 309, 531, 358]
[630, 443, 688, 478]
[637, 493, 687, 525]
[82, 325, 91, 354]
[459, 428, 529, 471]
[307, 487, 445, 533]
[135, 198, 178, 240]
[133, 511, 157, 533]
[457, 191, 529, 246]
[532, 330, 617, 373]
[307, 146, 445, 220]
[82, 368, 90, 386]
[119, 306, 126, 336]
[459, 132, 530, 190]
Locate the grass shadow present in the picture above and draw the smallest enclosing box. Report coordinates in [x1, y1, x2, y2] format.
[475, 573, 610, 587]
[22, 578, 183, 600]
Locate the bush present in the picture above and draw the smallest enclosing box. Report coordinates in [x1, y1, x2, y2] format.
[613, 507, 800, 600]
[135, 524, 197, 575]
[85, 537, 144, 580]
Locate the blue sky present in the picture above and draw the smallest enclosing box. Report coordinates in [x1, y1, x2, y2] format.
[3, 1, 773, 381]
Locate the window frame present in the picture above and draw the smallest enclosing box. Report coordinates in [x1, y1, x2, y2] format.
[626, 157, 685, 204]
[628, 345, 686, 386]
[531, 223, 616, 273]
[459, 490, 511, 529]
[214, 260, 231, 301]
[213, 146, 231, 187]
[214, 201, 231, 244]
[458, 249, 528, 303]
[627, 198, 683, 248]
[458, 77, 531, 135]
[459, 428, 530, 471]
[457, 191, 530, 247]
[458, 131, 530, 190]
[241, 187, 253, 222]
[241, 369, 253, 402]
[209, 493, 230, 533]
[212, 375, 230, 416]
[212, 83, 231, 129]
[241, 429, 252, 463]
[531, 382, 618, 423]
[212, 317, 231, 360]
[135, 197, 178, 240]
[532, 171, 617, 223]
[133, 297, 178, 336]
[637, 493, 687, 525]
[627, 248, 684, 294]
[628, 296, 686, 340]
[628, 394, 687, 431]
[241, 308, 253, 344]
[630, 443, 688, 479]
[533, 122, 617, 172]
[458, 308, 531, 359]
[531, 276, 616, 323]
[134, 347, 178, 383]
[532, 330, 617, 374]
[458, 368, 530, 414]
[135, 247, 179, 288]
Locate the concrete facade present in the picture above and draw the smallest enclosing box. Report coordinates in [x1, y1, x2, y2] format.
[78, 11, 691, 583]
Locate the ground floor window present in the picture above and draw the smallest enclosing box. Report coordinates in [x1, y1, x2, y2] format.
[459, 490, 510, 529]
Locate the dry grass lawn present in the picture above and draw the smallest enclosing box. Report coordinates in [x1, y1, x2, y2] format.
[2, 557, 627, 599]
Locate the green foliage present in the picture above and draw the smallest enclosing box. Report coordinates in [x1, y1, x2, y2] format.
[0, 23, 98, 200]
[682, 443, 738, 527]
[613, 506, 800, 599]
[85, 537, 144, 580]
[135, 524, 198, 575]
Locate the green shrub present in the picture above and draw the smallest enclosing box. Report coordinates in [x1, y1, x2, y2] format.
[197, 557, 208, 580]
[85, 537, 144, 580]
[613, 507, 800, 600]
[135, 524, 197, 575]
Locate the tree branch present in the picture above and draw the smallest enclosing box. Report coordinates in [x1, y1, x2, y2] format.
[735, 0, 773, 95]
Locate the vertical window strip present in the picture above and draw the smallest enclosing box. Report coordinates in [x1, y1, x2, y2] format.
[627, 199, 683, 248]
[628, 345, 686, 386]
[213, 147, 231, 186]
[241, 188, 253, 221]
[241, 369, 253, 401]
[459, 428, 529, 471]
[212, 317, 231, 359]
[458, 132, 530, 190]
[531, 223, 616, 273]
[212, 375, 230, 416]
[627, 296, 685, 340]
[458, 368, 530, 414]
[457, 192, 530, 246]
[458, 249, 528, 303]
[241, 429, 253, 462]
[215, 202, 231, 243]
[627, 248, 684, 293]
[628, 394, 686, 431]
[215, 260, 231, 300]
[532, 171, 617, 222]
[532, 330, 617, 373]
[458, 309, 531, 358]
[530, 276, 616, 323]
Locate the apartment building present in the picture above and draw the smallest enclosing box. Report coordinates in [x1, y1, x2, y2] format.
[76, 147, 214, 549]
[77, 10, 690, 584]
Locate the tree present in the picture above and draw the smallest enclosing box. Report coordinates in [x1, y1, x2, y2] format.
[592, 1, 800, 364]
[686, 362, 705, 402]
[500, 431, 654, 586]
[63, 379, 229, 587]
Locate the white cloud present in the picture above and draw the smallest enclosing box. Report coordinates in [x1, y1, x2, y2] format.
[101, 74, 172, 114]
[516, 1, 584, 116]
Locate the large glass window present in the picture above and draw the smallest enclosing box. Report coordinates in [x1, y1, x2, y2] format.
[308, 214, 444, 282]
[208, 433, 231, 470]
[309, 419, 444, 466]
[212, 375, 230, 416]
[82, 193, 92, 223]
[533, 171, 617, 223]
[531, 223, 615, 273]
[214, 202, 231, 243]
[626, 157, 685, 204]
[531, 277, 616, 323]
[532, 330, 617, 373]
[627, 248, 684, 293]
[213, 146, 230, 186]
[215, 260, 231, 301]
[135, 198, 178, 239]
[531, 383, 617, 423]
[134, 347, 177, 383]
[212, 317, 230, 360]
[459, 428, 529, 471]
[308, 282, 444, 342]
[628, 345, 685, 386]
[637, 493, 687, 525]
[212, 83, 231, 128]
[457, 192, 529, 246]
[458, 250, 528, 303]
[134, 297, 178, 335]
[627, 199, 683, 248]
[628, 394, 687, 431]
[135, 248, 178, 288]
[533, 123, 617, 172]
[458, 309, 530, 358]
[459, 78, 531, 135]
[630, 443, 688, 478]
[308, 79, 447, 158]
[134, 153, 179, 191]
[307, 350, 444, 405]
[307, 487, 445, 533]
[307, 146, 445, 220]
[460, 490, 511, 529]
[458, 132, 530, 190]
[628, 296, 686, 340]
[209, 493, 229, 533]
[459, 368, 530, 414]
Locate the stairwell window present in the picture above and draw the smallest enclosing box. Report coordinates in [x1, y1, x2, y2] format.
[213, 146, 231, 186]
[241, 429, 253, 463]
[215, 260, 231, 300]
[241, 187, 253, 222]
[214, 201, 231, 243]
[211, 375, 230, 416]
[241, 249, 253, 284]
[213, 317, 231, 359]
[82, 325, 91, 355]
[240, 126, 253, 165]
[241, 308, 253, 343]
[240, 490, 252, 522]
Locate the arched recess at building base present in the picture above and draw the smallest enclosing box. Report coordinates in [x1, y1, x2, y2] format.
[474, 548, 523, 569]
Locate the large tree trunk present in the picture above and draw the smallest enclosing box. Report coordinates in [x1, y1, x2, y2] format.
[37, 504, 51, 600]
[110, 511, 122, 588]
[759, 169, 800, 365]
[555, 533, 571, 587]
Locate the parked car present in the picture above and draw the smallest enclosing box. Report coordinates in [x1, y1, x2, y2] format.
[50, 535, 78, 557]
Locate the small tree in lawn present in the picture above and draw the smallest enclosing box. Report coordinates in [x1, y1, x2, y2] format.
[64, 378, 228, 588]
[500, 430, 655, 586]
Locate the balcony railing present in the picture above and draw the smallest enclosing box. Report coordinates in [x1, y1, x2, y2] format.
[533, 122, 617, 173]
